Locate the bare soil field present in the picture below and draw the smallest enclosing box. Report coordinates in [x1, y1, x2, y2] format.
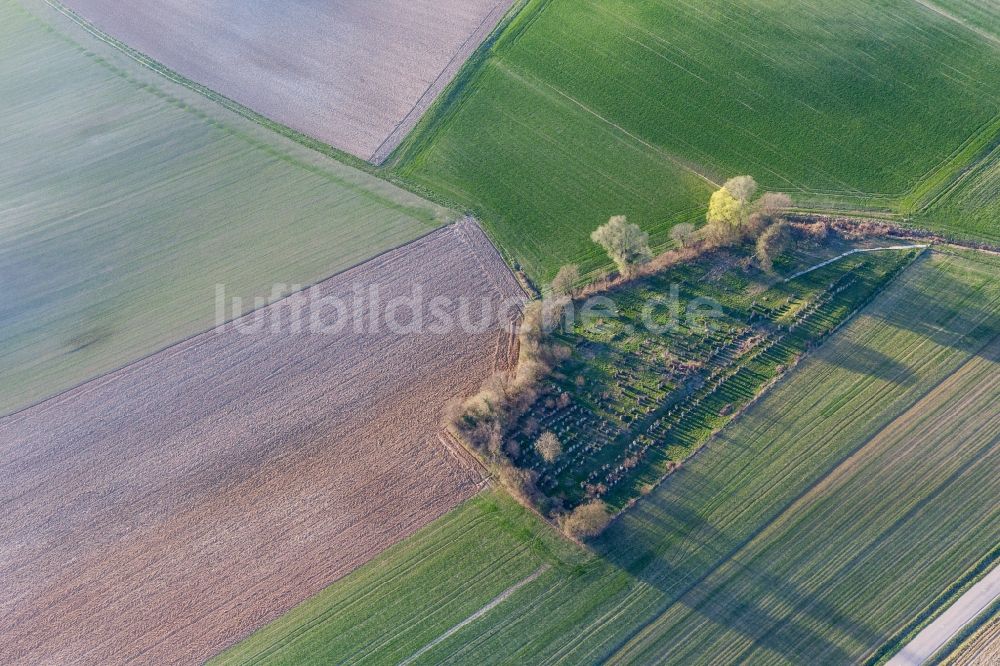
[943, 614, 1000, 665]
[0, 221, 523, 664]
[55, 0, 516, 161]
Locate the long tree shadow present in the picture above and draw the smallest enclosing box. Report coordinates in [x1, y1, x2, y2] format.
[867, 254, 1000, 359]
[592, 466, 886, 664]
[820, 339, 917, 385]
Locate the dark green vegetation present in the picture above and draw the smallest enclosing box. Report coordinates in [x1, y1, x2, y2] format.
[217, 250, 1000, 664]
[0, 0, 450, 415]
[509, 242, 920, 514]
[391, 0, 1000, 280]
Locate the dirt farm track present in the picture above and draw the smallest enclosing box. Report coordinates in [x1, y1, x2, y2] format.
[0, 221, 523, 663]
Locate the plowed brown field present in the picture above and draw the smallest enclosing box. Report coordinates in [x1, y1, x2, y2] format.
[56, 0, 517, 162]
[0, 221, 522, 664]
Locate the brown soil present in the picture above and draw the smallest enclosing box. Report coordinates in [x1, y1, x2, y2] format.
[0, 221, 523, 664]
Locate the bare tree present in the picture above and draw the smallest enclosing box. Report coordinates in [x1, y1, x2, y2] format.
[535, 431, 563, 463]
[756, 191, 792, 219]
[591, 215, 652, 277]
[550, 264, 581, 297]
[670, 223, 697, 248]
[560, 500, 611, 539]
[723, 175, 758, 206]
[756, 221, 791, 272]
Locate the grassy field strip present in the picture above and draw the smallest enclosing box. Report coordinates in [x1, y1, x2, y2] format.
[400, 565, 551, 665]
[513, 64, 718, 188]
[889, 564, 1000, 665]
[919, 143, 1000, 245]
[0, 0, 450, 415]
[210, 493, 587, 665]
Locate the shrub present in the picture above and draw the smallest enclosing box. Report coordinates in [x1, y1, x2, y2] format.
[498, 463, 541, 505]
[756, 221, 791, 272]
[560, 501, 611, 539]
[535, 431, 562, 462]
[755, 191, 792, 220]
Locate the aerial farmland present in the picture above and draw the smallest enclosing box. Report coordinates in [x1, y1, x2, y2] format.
[393, 0, 1000, 279]
[219, 250, 1000, 665]
[1, 0, 452, 416]
[1, 221, 523, 663]
[1, 0, 998, 663]
[58, 0, 517, 162]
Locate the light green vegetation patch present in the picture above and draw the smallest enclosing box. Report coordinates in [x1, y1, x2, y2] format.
[218, 250, 1000, 664]
[393, 0, 1000, 280]
[0, 0, 451, 416]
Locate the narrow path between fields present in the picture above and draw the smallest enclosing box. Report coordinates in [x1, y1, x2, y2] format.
[783, 245, 928, 282]
[887, 564, 1000, 666]
[399, 565, 550, 665]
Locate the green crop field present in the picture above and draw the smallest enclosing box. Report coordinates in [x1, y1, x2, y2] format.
[930, 0, 1000, 39]
[0, 0, 451, 416]
[392, 0, 1000, 280]
[217, 250, 1000, 664]
[920, 145, 1000, 245]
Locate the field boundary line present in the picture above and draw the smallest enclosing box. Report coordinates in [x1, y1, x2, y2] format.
[438, 431, 491, 489]
[370, 0, 520, 164]
[398, 565, 550, 665]
[496, 61, 718, 188]
[888, 564, 1000, 666]
[0, 222, 452, 422]
[784, 245, 929, 282]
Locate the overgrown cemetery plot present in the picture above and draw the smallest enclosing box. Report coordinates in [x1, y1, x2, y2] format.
[218, 250, 1000, 665]
[0, 0, 451, 416]
[506, 244, 921, 515]
[394, 0, 1000, 280]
